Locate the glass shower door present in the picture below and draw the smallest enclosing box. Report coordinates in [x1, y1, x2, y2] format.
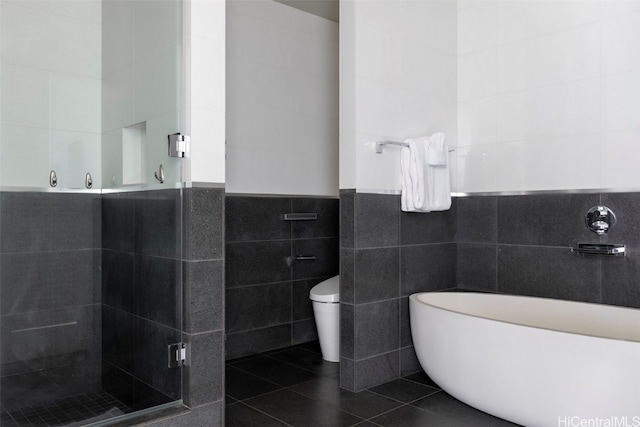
[0, 0, 185, 425]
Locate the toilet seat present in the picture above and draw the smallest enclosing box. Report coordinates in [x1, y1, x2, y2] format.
[309, 276, 339, 303]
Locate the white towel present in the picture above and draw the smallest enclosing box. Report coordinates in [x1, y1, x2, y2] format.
[400, 133, 451, 212]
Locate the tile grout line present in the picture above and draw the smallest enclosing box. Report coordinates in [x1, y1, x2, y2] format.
[232, 400, 295, 427]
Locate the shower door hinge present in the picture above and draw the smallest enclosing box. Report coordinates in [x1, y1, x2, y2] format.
[168, 133, 190, 158]
[168, 342, 187, 368]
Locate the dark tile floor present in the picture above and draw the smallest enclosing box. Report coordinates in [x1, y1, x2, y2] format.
[0, 366, 174, 427]
[1, 391, 131, 427]
[226, 342, 520, 427]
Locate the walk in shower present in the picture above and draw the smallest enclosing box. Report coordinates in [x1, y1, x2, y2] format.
[1, 0, 186, 425]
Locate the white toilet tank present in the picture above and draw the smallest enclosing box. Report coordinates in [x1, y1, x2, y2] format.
[309, 276, 340, 362]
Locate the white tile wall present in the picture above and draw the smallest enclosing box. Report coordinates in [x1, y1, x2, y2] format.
[6, 0, 640, 193]
[51, 130, 102, 189]
[496, 141, 526, 192]
[52, 74, 101, 134]
[0, 125, 50, 188]
[566, 133, 601, 190]
[132, 47, 180, 124]
[457, 144, 498, 193]
[456, 0, 640, 193]
[457, 1, 497, 55]
[601, 129, 640, 188]
[458, 97, 497, 146]
[457, 49, 497, 101]
[5, 0, 102, 23]
[226, 0, 338, 196]
[601, 11, 640, 75]
[1, 64, 51, 130]
[340, 0, 458, 193]
[602, 71, 640, 132]
[1, 0, 221, 189]
[0, 1, 101, 189]
[354, 21, 401, 86]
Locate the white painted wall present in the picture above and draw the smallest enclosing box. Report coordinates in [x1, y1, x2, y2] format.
[225, 0, 339, 196]
[339, 0, 458, 193]
[456, 0, 640, 193]
[186, 0, 226, 185]
[0, 0, 102, 189]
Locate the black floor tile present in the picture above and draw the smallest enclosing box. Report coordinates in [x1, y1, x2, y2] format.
[290, 376, 403, 419]
[226, 395, 238, 404]
[225, 366, 282, 401]
[268, 347, 339, 377]
[411, 391, 520, 427]
[369, 404, 465, 427]
[245, 389, 364, 427]
[231, 355, 320, 387]
[3, 391, 132, 427]
[296, 340, 322, 354]
[225, 343, 519, 427]
[369, 378, 440, 403]
[226, 402, 289, 426]
[1, 371, 66, 411]
[402, 371, 441, 389]
[1, 412, 19, 427]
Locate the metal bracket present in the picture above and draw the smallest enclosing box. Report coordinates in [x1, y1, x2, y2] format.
[168, 133, 190, 158]
[168, 342, 187, 368]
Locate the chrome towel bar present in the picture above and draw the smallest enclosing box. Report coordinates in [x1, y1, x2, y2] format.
[375, 140, 456, 154]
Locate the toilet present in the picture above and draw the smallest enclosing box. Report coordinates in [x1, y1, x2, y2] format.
[309, 275, 340, 362]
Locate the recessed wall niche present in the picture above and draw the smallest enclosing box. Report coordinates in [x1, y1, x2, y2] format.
[122, 122, 147, 185]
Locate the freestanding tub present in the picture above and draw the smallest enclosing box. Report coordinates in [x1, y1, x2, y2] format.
[409, 292, 640, 427]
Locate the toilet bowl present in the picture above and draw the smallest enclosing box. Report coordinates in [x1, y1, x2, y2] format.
[309, 275, 340, 362]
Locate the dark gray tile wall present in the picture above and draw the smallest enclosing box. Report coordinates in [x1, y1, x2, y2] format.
[457, 193, 640, 310]
[1, 187, 225, 426]
[102, 190, 183, 403]
[0, 191, 102, 396]
[103, 184, 225, 426]
[338, 190, 640, 395]
[180, 187, 225, 413]
[340, 191, 457, 392]
[225, 196, 339, 360]
[118, 186, 226, 425]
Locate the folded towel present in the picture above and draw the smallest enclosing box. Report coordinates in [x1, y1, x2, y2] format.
[427, 132, 447, 165]
[400, 133, 451, 212]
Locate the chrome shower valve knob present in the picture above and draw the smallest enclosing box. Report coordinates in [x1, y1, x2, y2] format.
[585, 206, 616, 235]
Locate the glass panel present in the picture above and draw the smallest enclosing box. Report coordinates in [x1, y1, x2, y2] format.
[101, 0, 184, 190]
[0, 0, 184, 425]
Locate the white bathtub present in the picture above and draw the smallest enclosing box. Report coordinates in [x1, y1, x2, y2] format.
[409, 292, 640, 427]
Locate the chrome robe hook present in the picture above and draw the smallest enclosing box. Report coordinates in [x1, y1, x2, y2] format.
[154, 164, 165, 183]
